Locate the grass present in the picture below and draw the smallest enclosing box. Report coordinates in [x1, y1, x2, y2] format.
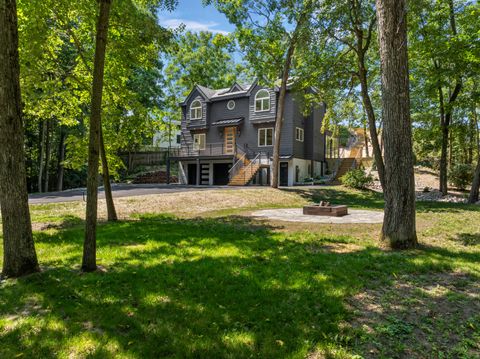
[0, 186, 479, 358]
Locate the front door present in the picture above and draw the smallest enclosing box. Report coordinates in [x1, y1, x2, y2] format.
[280, 162, 289, 186]
[224, 127, 236, 154]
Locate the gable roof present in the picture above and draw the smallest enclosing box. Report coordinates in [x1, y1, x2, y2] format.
[180, 79, 262, 106]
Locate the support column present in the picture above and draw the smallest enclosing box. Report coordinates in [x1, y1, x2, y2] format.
[196, 158, 200, 186]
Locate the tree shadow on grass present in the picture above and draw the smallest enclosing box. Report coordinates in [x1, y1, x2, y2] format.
[1, 214, 479, 358]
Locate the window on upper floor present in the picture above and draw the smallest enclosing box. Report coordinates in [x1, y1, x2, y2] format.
[295, 127, 304, 142]
[176, 134, 181, 144]
[258, 128, 273, 146]
[190, 100, 202, 120]
[255, 89, 270, 112]
[193, 133, 206, 150]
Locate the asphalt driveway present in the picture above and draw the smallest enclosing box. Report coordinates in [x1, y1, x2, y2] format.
[28, 184, 251, 205]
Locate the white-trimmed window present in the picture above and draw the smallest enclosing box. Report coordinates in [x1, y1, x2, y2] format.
[227, 100, 235, 110]
[190, 100, 202, 120]
[255, 89, 270, 112]
[258, 128, 273, 146]
[193, 133, 206, 150]
[295, 127, 304, 142]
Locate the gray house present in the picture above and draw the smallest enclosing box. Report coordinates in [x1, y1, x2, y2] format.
[171, 80, 327, 186]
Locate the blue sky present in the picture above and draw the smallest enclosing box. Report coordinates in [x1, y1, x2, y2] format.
[158, 0, 234, 35]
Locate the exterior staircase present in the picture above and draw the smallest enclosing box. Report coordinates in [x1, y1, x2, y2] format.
[228, 152, 269, 186]
[228, 162, 261, 186]
[333, 129, 366, 182]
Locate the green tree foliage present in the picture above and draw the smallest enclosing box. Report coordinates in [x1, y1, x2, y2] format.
[409, 0, 480, 194]
[17, 0, 174, 190]
[160, 30, 246, 133]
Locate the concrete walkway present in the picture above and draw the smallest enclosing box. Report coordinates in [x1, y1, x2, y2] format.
[252, 208, 384, 224]
[28, 184, 253, 205]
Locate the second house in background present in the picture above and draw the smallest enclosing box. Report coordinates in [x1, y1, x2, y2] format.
[171, 79, 328, 186]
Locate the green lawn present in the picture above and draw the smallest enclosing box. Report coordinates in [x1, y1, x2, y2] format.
[1, 187, 479, 358]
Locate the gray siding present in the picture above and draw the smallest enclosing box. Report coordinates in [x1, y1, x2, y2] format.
[249, 85, 276, 122]
[178, 84, 326, 162]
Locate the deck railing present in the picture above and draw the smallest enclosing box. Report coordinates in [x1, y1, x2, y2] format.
[170, 142, 233, 157]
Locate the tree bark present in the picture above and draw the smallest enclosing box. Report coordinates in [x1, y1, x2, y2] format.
[100, 126, 117, 221]
[358, 54, 385, 189]
[271, 10, 309, 188]
[439, 83, 462, 195]
[82, 0, 112, 272]
[43, 119, 51, 192]
[0, 0, 39, 277]
[56, 126, 66, 191]
[271, 42, 295, 188]
[376, 0, 417, 248]
[363, 121, 369, 157]
[468, 108, 480, 204]
[468, 158, 480, 204]
[38, 119, 46, 192]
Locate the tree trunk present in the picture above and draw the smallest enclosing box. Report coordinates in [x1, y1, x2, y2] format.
[438, 87, 448, 195]
[468, 108, 480, 204]
[56, 126, 66, 191]
[271, 42, 295, 188]
[38, 119, 46, 192]
[0, 0, 39, 277]
[363, 121, 369, 157]
[468, 158, 480, 204]
[100, 126, 117, 221]
[358, 56, 385, 189]
[376, 0, 417, 249]
[43, 119, 51, 192]
[82, 0, 112, 272]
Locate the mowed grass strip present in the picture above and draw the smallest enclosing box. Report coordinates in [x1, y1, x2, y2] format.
[0, 187, 479, 358]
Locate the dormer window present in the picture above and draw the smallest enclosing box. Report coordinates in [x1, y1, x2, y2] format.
[255, 90, 270, 112]
[190, 100, 202, 120]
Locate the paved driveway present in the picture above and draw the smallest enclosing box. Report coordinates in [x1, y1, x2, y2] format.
[28, 184, 251, 205]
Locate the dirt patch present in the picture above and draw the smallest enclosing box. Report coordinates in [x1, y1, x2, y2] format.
[306, 243, 363, 254]
[346, 272, 480, 358]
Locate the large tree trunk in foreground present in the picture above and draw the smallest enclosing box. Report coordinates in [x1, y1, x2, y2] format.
[0, 0, 39, 277]
[376, 0, 417, 249]
[100, 126, 117, 221]
[82, 0, 112, 272]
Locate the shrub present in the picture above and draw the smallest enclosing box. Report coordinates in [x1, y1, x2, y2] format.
[340, 168, 373, 189]
[449, 163, 473, 190]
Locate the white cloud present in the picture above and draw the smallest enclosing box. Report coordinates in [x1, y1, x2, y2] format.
[159, 18, 230, 35]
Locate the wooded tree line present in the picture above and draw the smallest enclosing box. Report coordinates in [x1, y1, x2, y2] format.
[1, 0, 479, 277]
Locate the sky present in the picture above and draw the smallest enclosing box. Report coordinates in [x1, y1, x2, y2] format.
[158, 0, 234, 36]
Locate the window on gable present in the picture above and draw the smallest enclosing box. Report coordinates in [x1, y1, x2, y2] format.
[190, 100, 202, 120]
[258, 128, 273, 146]
[193, 133, 206, 150]
[255, 89, 270, 112]
[295, 127, 304, 142]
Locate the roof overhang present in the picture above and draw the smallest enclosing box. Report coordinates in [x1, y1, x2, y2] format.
[211, 118, 244, 127]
